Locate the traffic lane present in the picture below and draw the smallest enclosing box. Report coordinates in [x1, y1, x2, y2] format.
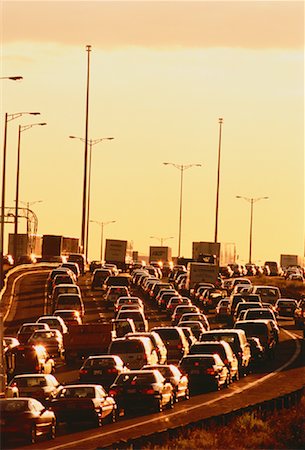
[3, 270, 50, 336]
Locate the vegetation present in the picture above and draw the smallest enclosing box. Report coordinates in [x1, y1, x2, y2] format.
[142, 394, 305, 449]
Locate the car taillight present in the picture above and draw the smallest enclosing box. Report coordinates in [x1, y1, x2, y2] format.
[79, 369, 88, 375]
[109, 387, 121, 396]
[35, 365, 40, 371]
[206, 368, 215, 375]
[107, 368, 118, 374]
[141, 388, 155, 395]
[223, 358, 229, 365]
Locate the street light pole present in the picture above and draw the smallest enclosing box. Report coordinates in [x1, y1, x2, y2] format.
[149, 236, 174, 246]
[0, 111, 40, 286]
[69, 136, 114, 261]
[236, 195, 269, 264]
[90, 220, 116, 262]
[214, 118, 223, 243]
[163, 162, 202, 258]
[14, 123, 46, 263]
[81, 44, 92, 257]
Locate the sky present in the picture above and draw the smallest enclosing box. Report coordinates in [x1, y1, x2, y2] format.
[1, 1, 304, 264]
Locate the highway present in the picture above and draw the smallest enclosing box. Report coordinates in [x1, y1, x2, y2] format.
[1, 265, 305, 449]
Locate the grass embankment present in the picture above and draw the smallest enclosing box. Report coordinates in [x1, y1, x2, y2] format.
[142, 394, 305, 449]
[249, 276, 305, 299]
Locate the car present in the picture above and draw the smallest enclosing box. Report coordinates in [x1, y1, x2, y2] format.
[199, 329, 251, 376]
[5, 344, 55, 381]
[188, 340, 239, 382]
[17, 323, 51, 345]
[36, 315, 68, 335]
[178, 313, 210, 331]
[114, 296, 144, 314]
[166, 296, 191, 317]
[53, 309, 82, 326]
[115, 309, 148, 332]
[294, 298, 305, 328]
[0, 398, 56, 444]
[233, 302, 263, 323]
[55, 293, 84, 317]
[250, 285, 281, 305]
[60, 262, 81, 279]
[47, 268, 72, 296]
[6, 374, 62, 404]
[108, 336, 158, 369]
[51, 284, 82, 311]
[157, 291, 180, 310]
[215, 298, 231, 321]
[111, 318, 136, 338]
[105, 286, 130, 307]
[177, 320, 207, 339]
[109, 369, 174, 414]
[247, 336, 265, 366]
[179, 326, 198, 348]
[91, 268, 112, 290]
[125, 331, 167, 364]
[79, 355, 128, 387]
[50, 384, 117, 427]
[3, 336, 20, 350]
[28, 329, 64, 358]
[178, 354, 230, 393]
[274, 298, 299, 317]
[67, 253, 87, 275]
[171, 304, 199, 325]
[234, 319, 278, 357]
[243, 307, 278, 323]
[150, 326, 189, 363]
[142, 364, 189, 402]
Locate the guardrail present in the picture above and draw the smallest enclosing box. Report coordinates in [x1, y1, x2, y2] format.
[111, 386, 304, 449]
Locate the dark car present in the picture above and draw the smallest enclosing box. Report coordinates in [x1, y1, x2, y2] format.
[178, 354, 230, 393]
[5, 344, 55, 381]
[234, 319, 278, 357]
[17, 322, 51, 345]
[274, 298, 298, 317]
[247, 337, 265, 366]
[51, 384, 117, 427]
[142, 364, 189, 402]
[0, 398, 56, 444]
[294, 299, 305, 329]
[79, 355, 128, 387]
[150, 326, 189, 363]
[91, 268, 112, 290]
[109, 370, 174, 414]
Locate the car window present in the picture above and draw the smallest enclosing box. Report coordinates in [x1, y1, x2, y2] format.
[0, 400, 28, 412]
[110, 340, 143, 353]
[14, 377, 47, 388]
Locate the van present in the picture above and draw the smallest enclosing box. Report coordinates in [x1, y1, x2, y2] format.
[67, 253, 86, 275]
[199, 329, 251, 376]
[5, 345, 55, 381]
[103, 275, 131, 291]
[91, 268, 112, 290]
[55, 293, 84, 317]
[251, 286, 281, 305]
[234, 319, 278, 357]
[150, 326, 189, 363]
[115, 309, 148, 332]
[108, 337, 158, 369]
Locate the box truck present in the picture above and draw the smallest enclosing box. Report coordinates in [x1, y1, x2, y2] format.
[149, 246, 172, 263]
[185, 262, 220, 291]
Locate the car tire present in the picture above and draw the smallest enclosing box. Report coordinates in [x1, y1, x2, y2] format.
[168, 395, 174, 409]
[155, 398, 163, 413]
[184, 388, 190, 400]
[95, 410, 103, 428]
[234, 369, 240, 382]
[48, 420, 56, 440]
[109, 407, 118, 423]
[30, 424, 37, 444]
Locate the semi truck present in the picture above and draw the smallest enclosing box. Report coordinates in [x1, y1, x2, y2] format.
[63, 323, 114, 364]
[105, 239, 128, 270]
[192, 241, 236, 266]
[185, 262, 220, 291]
[280, 254, 304, 270]
[149, 246, 172, 264]
[41, 235, 63, 260]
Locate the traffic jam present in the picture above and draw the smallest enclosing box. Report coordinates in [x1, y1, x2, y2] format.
[1, 255, 305, 446]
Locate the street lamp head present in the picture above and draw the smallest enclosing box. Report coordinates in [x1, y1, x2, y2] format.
[69, 135, 76, 139]
[29, 112, 40, 115]
[38, 123, 47, 126]
[163, 162, 169, 165]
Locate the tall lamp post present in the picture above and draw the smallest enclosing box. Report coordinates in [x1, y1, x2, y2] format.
[1, 111, 40, 286]
[69, 136, 114, 260]
[81, 44, 92, 257]
[14, 123, 46, 262]
[163, 162, 202, 258]
[149, 236, 174, 246]
[214, 118, 223, 243]
[90, 220, 116, 262]
[20, 200, 42, 253]
[236, 195, 269, 264]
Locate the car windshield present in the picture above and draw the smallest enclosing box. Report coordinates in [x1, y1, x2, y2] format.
[116, 373, 156, 385]
[13, 377, 47, 388]
[110, 340, 143, 353]
[59, 387, 95, 398]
